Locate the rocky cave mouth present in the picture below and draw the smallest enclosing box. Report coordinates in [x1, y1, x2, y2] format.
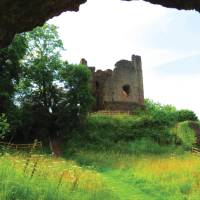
[0, 0, 200, 49]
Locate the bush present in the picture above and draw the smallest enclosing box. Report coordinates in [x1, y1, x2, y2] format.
[127, 138, 167, 154]
[67, 100, 198, 152]
[188, 121, 200, 146]
[0, 113, 10, 140]
[143, 99, 178, 125]
[75, 114, 175, 151]
[177, 109, 198, 122]
[143, 99, 198, 124]
[173, 121, 196, 149]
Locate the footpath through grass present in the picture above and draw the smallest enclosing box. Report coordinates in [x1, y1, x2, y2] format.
[71, 150, 200, 200]
[1, 150, 200, 199]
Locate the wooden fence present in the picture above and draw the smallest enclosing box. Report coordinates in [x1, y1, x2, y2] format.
[0, 140, 42, 151]
[192, 147, 200, 155]
[90, 110, 131, 116]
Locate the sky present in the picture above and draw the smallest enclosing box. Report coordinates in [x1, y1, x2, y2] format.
[49, 0, 200, 117]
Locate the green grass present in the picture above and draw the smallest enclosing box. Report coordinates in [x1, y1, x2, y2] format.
[0, 153, 117, 200]
[1, 150, 200, 199]
[1, 114, 200, 199]
[71, 150, 200, 200]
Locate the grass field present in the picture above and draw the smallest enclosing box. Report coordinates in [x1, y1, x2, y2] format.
[1, 150, 200, 200]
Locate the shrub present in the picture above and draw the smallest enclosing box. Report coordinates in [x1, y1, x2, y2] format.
[143, 99, 198, 124]
[68, 100, 198, 152]
[176, 109, 198, 122]
[143, 99, 178, 125]
[188, 121, 200, 146]
[173, 121, 196, 149]
[0, 113, 10, 140]
[127, 138, 167, 154]
[75, 114, 175, 151]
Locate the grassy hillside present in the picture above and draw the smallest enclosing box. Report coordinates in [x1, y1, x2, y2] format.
[1, 102, 200, 199]
[66, 113, 199, 154]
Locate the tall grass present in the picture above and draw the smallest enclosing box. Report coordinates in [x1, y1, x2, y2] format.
[173, 121, 197, 149]
[0, 154, 117, 200]
[1, 150, 200, 199]
[71, 150, 200, 200]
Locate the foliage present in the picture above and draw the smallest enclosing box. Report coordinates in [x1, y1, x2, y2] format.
[56, 64, 93, 137]
[0, 114, 10, 139]
[9, 24, 64, 140]
[18, 24, 64, 107]
[67, 114, 175, 151]
[126, 138, 176, 155]
[173, 121, 196, 149]
[12, 24, 93, 141]
[0, 34, 27, 114]
[176, 109, 198, 122]
[67, 104, 198, 151]
[143, 99, 198, 124]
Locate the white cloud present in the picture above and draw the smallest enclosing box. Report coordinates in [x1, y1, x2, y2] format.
[49, 0, 169, 68]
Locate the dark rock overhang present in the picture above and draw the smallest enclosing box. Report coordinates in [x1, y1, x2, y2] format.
[0, 0, 86, 48]
[124, 0, 200, 11]
[0, 0, 199, 48]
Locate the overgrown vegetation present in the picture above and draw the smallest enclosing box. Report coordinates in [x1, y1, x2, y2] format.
[0, 24, 93, 143]
[173, 121, 197, 149]
[142, 99, 198, 124]
[1, 151, 200, 200]
[65, 99, 198, 152]
[0, 154, 116, 200]
[0, 114, 10, 140]
[1, 22, 200, 200]
[0, 23, 198, 150]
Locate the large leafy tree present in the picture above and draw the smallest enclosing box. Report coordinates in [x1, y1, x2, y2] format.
[16, 24, 64, 140]
[17, 24, 93, 141]
[19, 24, 64, 109]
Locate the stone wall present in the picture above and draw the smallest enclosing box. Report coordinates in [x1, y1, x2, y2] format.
[88, 55, 144, 112]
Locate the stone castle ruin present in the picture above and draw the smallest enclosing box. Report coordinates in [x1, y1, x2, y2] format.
[80, 54, 144, 112]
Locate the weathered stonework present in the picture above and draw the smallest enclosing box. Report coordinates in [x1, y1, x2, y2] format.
[87, 55, 144, 112]
[1, 0, 200, 48]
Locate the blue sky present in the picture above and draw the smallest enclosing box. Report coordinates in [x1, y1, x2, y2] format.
[49, 0, 200, 117]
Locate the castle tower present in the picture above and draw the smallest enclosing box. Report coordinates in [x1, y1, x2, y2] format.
[85, 55, 144, 112]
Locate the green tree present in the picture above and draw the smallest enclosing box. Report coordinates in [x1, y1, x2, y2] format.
[18, 24, 64, 109]
[0, 34, 27, 114]
[57, 63, 93, 137]
[16, 24, 64, 140]
[17, 24, 93, 141]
